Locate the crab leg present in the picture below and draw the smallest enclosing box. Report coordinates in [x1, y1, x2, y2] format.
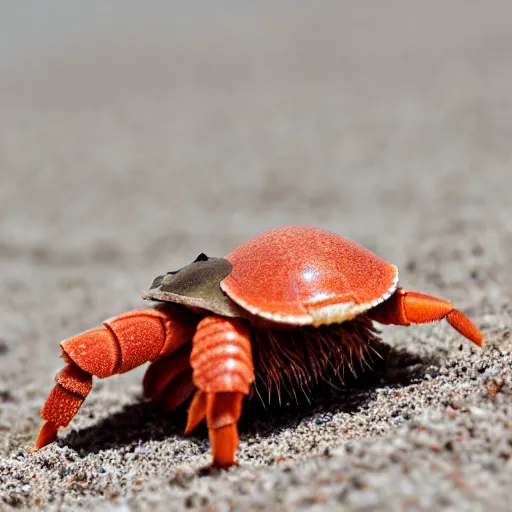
[33, 356, 93, 448]
[186, 316, 254, 467]
[153, 369, 196, 413]
[142, 344, 192, 401]
[33, 305, 195, 450]
[368, 287, 483, 346]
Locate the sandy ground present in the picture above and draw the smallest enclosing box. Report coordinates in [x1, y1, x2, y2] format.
[1, 2, 512, 510]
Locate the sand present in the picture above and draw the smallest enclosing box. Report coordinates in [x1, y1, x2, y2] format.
[1, 2, 512, 510]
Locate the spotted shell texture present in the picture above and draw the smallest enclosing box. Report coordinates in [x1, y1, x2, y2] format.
[220, 226, 399, 326]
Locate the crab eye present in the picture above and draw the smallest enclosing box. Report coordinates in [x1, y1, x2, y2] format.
[194, 253, 209, 262]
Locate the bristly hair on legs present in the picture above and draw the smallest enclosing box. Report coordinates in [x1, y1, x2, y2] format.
[250, 314, 382, 404]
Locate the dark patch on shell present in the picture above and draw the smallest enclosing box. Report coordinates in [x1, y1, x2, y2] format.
[142, 255, 246, 318]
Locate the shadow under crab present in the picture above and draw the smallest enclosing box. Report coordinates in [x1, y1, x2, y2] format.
[61, 334, 438, 456]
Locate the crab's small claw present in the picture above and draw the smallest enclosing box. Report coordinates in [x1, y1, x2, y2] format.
[186, 316, 254, 467]
[368, 288, 483, 346]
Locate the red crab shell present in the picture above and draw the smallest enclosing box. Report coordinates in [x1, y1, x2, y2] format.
[221, 226, 399, 326]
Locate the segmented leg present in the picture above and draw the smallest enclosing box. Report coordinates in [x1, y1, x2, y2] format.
[33, 356, 92, 449]
[153, 369, 196, 413]
[186, 316, 254, 467]
[142, 342, 197, 414]
[142, 344, 192, 401]
[368, 287, 483, 346]
[33, 305, 195, 450]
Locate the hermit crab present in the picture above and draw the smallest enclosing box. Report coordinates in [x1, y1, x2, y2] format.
[34, 226, 483, 466]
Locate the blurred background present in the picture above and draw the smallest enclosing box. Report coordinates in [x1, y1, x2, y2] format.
[1, 0, 511, 268]
[2, 0, 511, 347]
[1, 0, 511, 359]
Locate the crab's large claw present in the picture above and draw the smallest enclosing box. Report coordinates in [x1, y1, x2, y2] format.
[368, 288, 483, 346]
[33, 306, 195, 450]
[185, 316, 254, 467]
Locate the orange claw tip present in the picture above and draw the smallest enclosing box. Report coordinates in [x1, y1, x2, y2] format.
[185, 390, 207, 435]
[468, 328, 484, 348]
[210, 424, 238, 468]
[32, 421, 59, 451]
[446, 310, 484, 347]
